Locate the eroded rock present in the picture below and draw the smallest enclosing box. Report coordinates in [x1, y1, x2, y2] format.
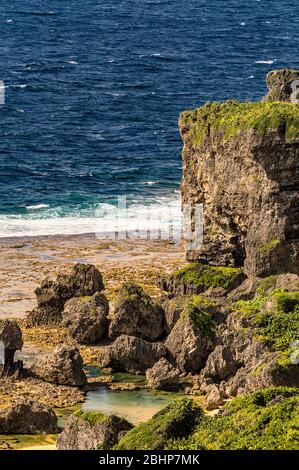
[99, 335, 167, 374]
[0, 399, 59, 434]
[179, 78, 299, 276]
[146, 358, 180, 390]
[109, 284, 165, 341]
[0, 320, 23, 378]
[26, 263, 104, 327]
[263, 68, 299, 102]
[57, 411, 132, 450]
[62, 293, 109, 344]
[31, 345, 87, 386]
[165, 311, 214, 374]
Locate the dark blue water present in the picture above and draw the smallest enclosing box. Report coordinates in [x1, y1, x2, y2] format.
[0, 0, 298, 236]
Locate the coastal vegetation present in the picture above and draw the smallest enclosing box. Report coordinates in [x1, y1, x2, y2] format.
[180, 100, 299, 145]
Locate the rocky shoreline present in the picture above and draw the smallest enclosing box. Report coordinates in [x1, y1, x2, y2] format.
[0, 69, 298, 451]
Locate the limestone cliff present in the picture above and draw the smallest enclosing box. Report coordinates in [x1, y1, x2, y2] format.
[179, 70, 299, 277]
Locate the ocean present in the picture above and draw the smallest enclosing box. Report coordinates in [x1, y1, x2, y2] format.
[0, 0, 298, 237]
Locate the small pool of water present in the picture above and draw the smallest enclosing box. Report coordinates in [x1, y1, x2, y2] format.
[82, 387, 185, 425]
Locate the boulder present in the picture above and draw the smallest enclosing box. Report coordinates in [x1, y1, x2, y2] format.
[109, 284, 165, 341]
[263, 68, 299, 102]
[0, 399, 59, 434]
[164, 311, 214, 374]
[146, 358, 180, 390]
[0, 319, 23, 378]
[204, 384, 225, 410]
[31, 345, 87, 386]
[62, 293, 109, 344]
[26, 263, 104, 327]
[57, 411, 132, 450]
[99, 335, 167, 374]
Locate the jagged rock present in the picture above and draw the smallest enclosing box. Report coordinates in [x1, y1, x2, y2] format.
[56, 411, 132, 450]
[31, 345, 87, 386]
[146, 358, 180, 390]
[164, 311, 214, 374]
[62, 293, 109, 344]
[0, 320, 23, 378]
[26, 263, 104, 327]
[205, 384, 225, 410]
[99, 335, 167, 374]
[179, 78, 299, 276]
[263, 68, 299, 102]
[0, 399, 59, 434]
[202, 345, 237, 381]
[109, 284, 165, 341]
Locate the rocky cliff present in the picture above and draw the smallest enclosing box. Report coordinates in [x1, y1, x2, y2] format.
[180, 70, 299, 277]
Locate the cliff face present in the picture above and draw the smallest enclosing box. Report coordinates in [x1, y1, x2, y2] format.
[180, 74, 299, 277]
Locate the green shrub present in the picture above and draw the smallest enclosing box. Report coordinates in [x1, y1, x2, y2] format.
[187, 304, 215, 337]
[115, 399, 203, 450]
[167, 388, 299, 450]
[235, 289, 299, 356]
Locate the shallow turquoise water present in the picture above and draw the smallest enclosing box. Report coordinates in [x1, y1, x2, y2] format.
[82, 387, 185, 425]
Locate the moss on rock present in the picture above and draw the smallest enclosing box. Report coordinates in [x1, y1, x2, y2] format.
[180, 100, 299, 145]
[174, 263, 242, 291]
[115, 399, 203, 450]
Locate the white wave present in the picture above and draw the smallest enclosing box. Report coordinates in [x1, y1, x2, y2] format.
[26, 204, 50, 210]
[0, 196, 182, 238]
[255, 60, 275, 64]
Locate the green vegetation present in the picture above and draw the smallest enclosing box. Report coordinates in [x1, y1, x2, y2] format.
[74, 410, 108, 426]
[259, 239, 280, 254]
[167, 388, 299, 450]
[180, 100, 299, 145]
[115, 399, 202, 450]
[192, 294, 216, 311]
[174, 262, 242, 291]
[235, 289, 299, 357]
[118, 283, 151, 307]
[186, 304, 215, 337]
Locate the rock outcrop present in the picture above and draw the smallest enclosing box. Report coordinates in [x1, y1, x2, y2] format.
[31, 345, 87, 386]
[99, 335, 167, 374]
[263, 68, 299, 102]
[0, 320, 23, 378]
[146, 358, 180, 390]
[165, 310, 214, 374]
[62, 293, 109, 344]
[57, 411, 132, 450]
[179, 72, 299, 277]
[0, 400, 59, 434]
[26, 263, 104, 327]
[109, 284, 165, 341]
